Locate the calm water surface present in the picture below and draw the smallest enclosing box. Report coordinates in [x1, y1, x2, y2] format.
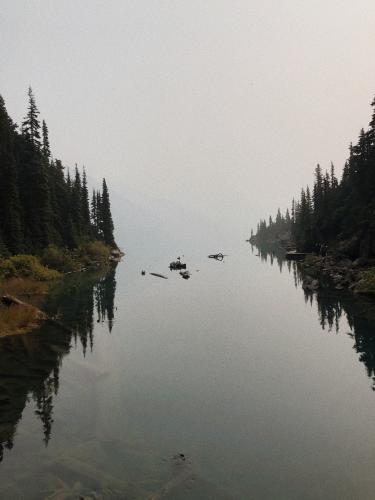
[1, 244, 375, 499]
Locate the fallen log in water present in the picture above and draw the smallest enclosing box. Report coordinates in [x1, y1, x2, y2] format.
[150, 273, 168, 279]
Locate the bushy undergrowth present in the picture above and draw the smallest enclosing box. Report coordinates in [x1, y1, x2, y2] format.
[0, 240, 116, 281]
[41, 245, 76, 273]
[78, 240, 111, 264]
[0, 254, 61, 281]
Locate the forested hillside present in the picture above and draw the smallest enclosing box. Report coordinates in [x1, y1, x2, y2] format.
[0, 88, 115, 255]
[253, 95, 375, 258]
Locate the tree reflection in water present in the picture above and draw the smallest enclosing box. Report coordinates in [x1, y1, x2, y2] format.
[0, 264, 117, 462]
[252, 243, 375, 390]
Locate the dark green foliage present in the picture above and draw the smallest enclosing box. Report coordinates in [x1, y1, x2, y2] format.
[81, 169, 91, 237]
[254, 209, 291, 246]
[42, 120, 50, 158]
[0, 96, 23, 253]
[22, 87, 41, 148]
[90, 181, 115, 246]
[254, 93, 375, 258]
[100, 179, 115, 245]
[0, 88, 116, 257]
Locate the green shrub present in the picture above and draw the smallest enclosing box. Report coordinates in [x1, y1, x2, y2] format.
[41, 245, 76, 273]
[0, 254, 60, 281]
[79, 240, 111, 264]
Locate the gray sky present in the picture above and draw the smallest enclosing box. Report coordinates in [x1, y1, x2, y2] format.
[1, 0, 375, 241]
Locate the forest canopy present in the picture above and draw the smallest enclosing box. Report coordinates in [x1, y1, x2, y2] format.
[0, 87, 116, 256]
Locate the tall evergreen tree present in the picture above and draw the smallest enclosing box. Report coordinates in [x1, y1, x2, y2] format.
[0, 88, 117, 255]
[100, 178, 115, 246]
[22, 87, 41, 148]
[71, 165, 83, 239]
[42, 120, 51, 158]
[81, 168, 91, 237]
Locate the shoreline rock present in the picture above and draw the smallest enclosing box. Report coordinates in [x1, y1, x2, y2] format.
[300, 255, 375, 296]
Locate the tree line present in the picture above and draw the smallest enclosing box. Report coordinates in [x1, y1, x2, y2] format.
[253, 95, 375, 258]
[0, 87, 115, 255]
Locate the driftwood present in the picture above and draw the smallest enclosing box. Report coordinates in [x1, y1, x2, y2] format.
[1, 295, 29, 307]
[150, 273, 168, 279]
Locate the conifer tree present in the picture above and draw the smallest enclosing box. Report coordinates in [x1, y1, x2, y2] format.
[22, 87, 41, 148]
[96, 190, 103, 238]
[81, 168, 91, 236]
[100, 178, 115, 246]
[91, 189, 99, 237]
[71, 165, 83, 239]
[0, 88, 117, 255]
[42, 120, 51, 158]
[0, 95, 23, 253]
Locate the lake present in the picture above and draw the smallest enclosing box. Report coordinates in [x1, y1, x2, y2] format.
[1, 243, 375, 499]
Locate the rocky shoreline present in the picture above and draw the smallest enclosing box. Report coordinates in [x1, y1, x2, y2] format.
[300, 255, 375, 296]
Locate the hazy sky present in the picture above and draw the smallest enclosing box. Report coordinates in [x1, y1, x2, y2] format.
[1, 0, 375, 239]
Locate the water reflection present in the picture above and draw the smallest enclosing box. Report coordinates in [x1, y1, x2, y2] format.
[310, 289, 375, 390]
[0, 265, 117, 463]
[250, 242, 292, 273]
[252, 243, 375, 390]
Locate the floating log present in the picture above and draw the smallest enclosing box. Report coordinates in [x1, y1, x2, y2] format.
[150, 273, 168, 279]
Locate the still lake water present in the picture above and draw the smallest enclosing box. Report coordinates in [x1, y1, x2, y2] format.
[1, 244, 375, 499]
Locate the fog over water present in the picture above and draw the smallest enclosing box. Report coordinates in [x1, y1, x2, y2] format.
[1, 1, 375, 244]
